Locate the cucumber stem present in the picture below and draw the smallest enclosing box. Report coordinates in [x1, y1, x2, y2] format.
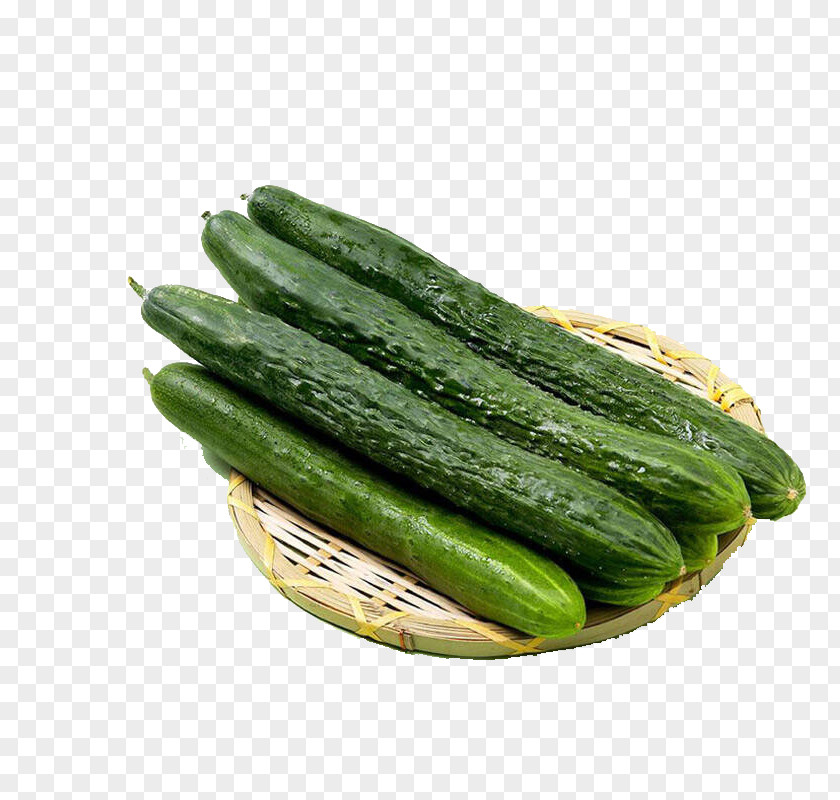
[201, 210, 212, 220]
[240, 193, 250, 201]
[142, 367, 154, 385]
[128, 277, 146, 298]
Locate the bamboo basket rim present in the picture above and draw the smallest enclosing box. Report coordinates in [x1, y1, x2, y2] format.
[226, 307, 762, 658]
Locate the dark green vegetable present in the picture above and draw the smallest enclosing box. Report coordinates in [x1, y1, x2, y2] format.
[134, 283, 685, 597]
[246, 185, 805, 521]
[202, 210, 750, 540]
[673, 530, 718, 573]
[202, 446, 231, 479]
[572, 576, 667, 607]
[145, 363, 586, 634]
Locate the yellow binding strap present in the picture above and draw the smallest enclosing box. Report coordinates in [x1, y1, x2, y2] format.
[717, 382, 752, 411]
[456, 619, 546, 655]
[261, 530, 275, 572]
[592, 320, 632, 334]
[524, 305, 575, 331]
[228, 472, 248, 495]
[346, 595, 409, 641]
[544, 308, 575, 331]
[652, 587, 690, 620]
[706, 364, 721, 401]
[665, 348, 704, 360]
[227, 495, 260, 520]
[641, 327, 667, 364]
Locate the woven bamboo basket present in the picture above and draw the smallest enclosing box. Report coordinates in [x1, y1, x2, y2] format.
[226, 307, 761, 658]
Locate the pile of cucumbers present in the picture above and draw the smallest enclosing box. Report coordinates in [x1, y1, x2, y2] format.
[136, 186, 805, 638]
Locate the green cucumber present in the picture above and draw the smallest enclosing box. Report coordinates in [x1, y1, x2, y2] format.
[202, 210, 750, 540]
[674, 530, 718, 573]
[202, 446, 231, 479]
[572, 576, 667, 607]
[134, 283, 685, 594]
[246, 186, 805, 520]
[145, 363, 586, 634]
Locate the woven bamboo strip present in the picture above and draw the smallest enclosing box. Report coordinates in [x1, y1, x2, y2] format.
[227, 308, 762, 657]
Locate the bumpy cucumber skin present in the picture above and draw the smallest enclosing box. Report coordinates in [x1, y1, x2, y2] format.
[140, 285, 684, 592]
[148, 364, 586, 635]
[246, 186, 805, 521]
[203, 211, 750, 539]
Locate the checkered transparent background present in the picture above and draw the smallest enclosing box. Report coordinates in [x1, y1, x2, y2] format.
[3, 2, 837, 798]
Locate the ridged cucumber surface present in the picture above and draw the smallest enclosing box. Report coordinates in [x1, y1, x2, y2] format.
[203, 210, 750, 540]
[135, 283, 685, 594]
[246, 186, 805, 520]
[146, 363, 586, 634]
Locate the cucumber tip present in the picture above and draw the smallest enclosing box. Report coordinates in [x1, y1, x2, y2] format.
[128, 276, 146, 298]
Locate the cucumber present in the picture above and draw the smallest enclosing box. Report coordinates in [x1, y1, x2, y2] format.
[674, 530, 718, 573]
[133, 282, 685, 594]
[202, 210, 750, 540]
[572, 576, 667, 607]
[578, 528, 717, 603]
[202, 446, 231, 479]
[145, 363, 586, 634]
[246, 186, 805, 521]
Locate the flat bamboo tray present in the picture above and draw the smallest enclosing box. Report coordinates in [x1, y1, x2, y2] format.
[227, 308, 761, 658]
